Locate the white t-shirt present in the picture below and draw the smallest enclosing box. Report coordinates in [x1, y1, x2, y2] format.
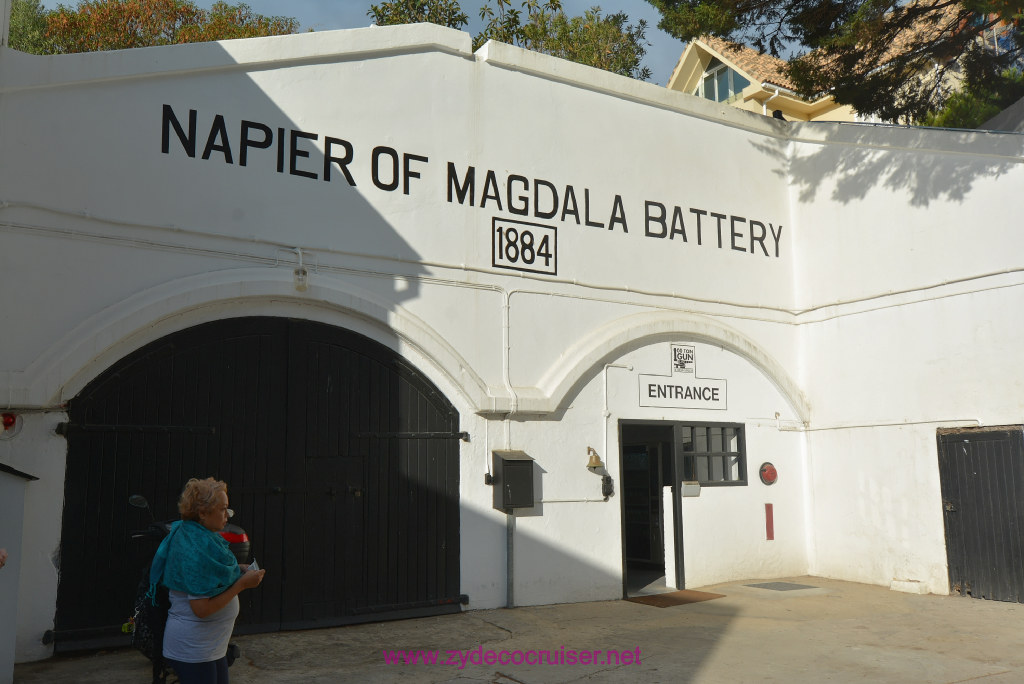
[162, 589, 239, 663]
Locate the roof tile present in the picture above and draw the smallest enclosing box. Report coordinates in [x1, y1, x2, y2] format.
[701, 36, 796, 90]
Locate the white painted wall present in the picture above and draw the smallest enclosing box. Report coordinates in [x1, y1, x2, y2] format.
[1, 467, 29, 684]
[639, 342, 808, 588]
[0, 415, 66, 663]
[2, 20, 1023, 662]
[494, 339, 806, 607]
[663, 486, 677, 589]
[0, 28, 794, 409]
[787, 123, 1024, 593]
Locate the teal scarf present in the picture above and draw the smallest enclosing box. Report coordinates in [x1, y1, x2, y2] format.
[149, 520, 241, 601]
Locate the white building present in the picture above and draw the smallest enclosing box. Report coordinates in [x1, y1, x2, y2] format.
[2, 9, 1024, 668]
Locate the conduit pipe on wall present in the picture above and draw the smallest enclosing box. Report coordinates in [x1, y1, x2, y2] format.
[10, 206, 1003, 425]
[501, 289, 518, 442]
[10, 205, 1024, 327]
[5, 206, 1023, 433]
[5, 211, 1022, 434]
[506, 512, 515, 608]
[771, 418, 980, 432]
[601, 362, 633, 497]
[0, 205, 881, 323]
[604, 363, 633, 454]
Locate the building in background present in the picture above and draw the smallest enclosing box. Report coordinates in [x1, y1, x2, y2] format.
[668, 7, 1022, 124]
[667, 36, 857, 122]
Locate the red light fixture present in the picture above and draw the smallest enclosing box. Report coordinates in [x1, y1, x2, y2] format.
[759, 462, 778, 486]
[1, 412, 22, 439]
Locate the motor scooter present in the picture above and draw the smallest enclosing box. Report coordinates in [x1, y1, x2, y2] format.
[129, 494, 251, 564]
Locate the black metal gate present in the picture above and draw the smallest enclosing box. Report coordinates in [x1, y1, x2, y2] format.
[54, 317, 462, 650]
[938, 426, 1024, 602]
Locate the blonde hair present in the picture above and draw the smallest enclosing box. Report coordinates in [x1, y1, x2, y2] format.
[178, 477, 227, 521]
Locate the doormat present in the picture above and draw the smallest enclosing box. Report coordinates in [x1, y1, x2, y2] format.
[626, 590, 725, 608]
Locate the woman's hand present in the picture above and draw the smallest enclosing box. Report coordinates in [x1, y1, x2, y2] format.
[238, 568, 265, 589]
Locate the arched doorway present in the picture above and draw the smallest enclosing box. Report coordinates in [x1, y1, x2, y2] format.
[53, 317, 463, 650]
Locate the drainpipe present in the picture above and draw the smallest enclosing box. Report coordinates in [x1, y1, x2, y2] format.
[503, 288, 517, 609]
[603, 363, 633, 464]
[763, 87, 781, 116]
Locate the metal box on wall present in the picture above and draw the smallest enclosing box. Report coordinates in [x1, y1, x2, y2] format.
[491, 450, 535, 512]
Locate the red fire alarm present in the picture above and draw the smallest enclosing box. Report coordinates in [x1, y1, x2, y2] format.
[759, 462, 778, 486]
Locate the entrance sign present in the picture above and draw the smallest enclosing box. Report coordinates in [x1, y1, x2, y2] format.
[639, 345, 727, 410]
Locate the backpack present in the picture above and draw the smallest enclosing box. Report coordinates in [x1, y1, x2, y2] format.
[125, 567, 175, 684]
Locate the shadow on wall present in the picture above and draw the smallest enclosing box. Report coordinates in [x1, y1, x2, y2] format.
[18, 34, 453, 656]
[151, 63, 430, 297]
[10, 33, 748, 677]
[753, 125, 1019, 207]
[2, 34, 433, 338]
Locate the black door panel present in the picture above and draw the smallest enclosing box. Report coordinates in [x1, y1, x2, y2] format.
[55, 317, 460, 649]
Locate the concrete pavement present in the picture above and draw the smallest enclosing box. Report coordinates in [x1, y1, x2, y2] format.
[15, 576, 1024, 683]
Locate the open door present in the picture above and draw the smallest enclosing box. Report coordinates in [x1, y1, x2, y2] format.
[621, 423, 675, 597]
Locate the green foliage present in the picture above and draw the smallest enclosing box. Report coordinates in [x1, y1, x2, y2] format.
[476, 0, 561, 49]
[921, 68, 1024, 128]
[522, 8, 652, 80]
[647, 0, 1024, 122]
[9, 0, 52, 54]
[190, 2, 299, 42]
[8, 0, 298, 54]
[368, 1, 651, 80]
[368, 0, 469, 29]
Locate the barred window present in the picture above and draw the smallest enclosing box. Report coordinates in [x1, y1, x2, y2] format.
[678, 423, 746, 486]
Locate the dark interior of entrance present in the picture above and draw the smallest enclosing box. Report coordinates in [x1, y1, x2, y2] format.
[621, 423, 675, 597]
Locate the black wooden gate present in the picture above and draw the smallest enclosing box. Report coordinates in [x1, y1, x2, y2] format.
[54, 317, 462, 650]
[938, 426, 1024, 602]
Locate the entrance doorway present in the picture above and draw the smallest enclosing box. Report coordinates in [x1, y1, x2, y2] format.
[620, 420, 746, 596]
[621, 423, 675, 597]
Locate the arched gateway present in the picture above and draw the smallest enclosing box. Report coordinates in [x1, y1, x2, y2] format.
[53, 317, 464, 650]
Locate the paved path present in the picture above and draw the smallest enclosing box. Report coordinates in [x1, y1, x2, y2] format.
[15, 576, 1024, 683]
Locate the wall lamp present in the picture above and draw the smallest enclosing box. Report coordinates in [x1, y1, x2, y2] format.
[293, 248, 309, 292]
[586, 447, 614, 500]
[1, 412, 23, 440]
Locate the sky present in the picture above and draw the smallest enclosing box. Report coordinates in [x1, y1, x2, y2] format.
[192, 1, 688, 86]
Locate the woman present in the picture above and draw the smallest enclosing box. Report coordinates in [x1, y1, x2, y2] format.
[149, 477, 265, 684]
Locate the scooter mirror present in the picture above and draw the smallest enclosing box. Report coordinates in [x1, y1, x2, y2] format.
[128, 495, 150, 509]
